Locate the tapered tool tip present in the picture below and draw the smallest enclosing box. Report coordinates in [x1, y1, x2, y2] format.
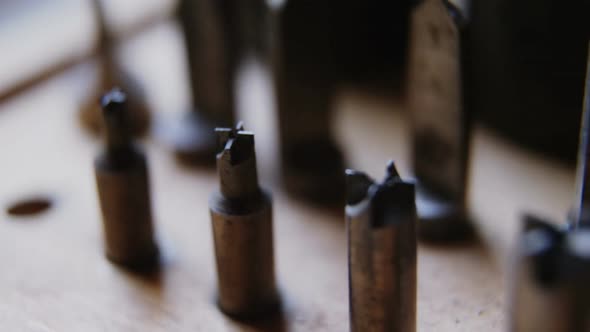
[100, 87, 127, 114]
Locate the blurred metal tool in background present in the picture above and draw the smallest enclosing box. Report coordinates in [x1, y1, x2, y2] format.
[407, 0, 473, 242]
[235, 0, 268, 57]
[94, 88, 159, 270]
[166, 0, 239, 164]
[79, 0, 151, 137]
[512, 60, 590, 328]
[269, 1, 345, 205]
[510, 216, 590, 332]
[346, 161, 417, 332]
[209, 123, 279, 318]
[571, 45, 590, 229]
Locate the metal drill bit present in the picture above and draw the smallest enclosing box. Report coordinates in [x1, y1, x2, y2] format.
[408, 0, 472, 242]
[209, 123, 278, 319]
[94, 88, 158, 270]
[572, 45, 590, 229]
[346, 161, 417, 332]
[510, 215, 590, 331]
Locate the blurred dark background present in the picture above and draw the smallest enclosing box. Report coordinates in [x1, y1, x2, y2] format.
[0, 0, 588, 162]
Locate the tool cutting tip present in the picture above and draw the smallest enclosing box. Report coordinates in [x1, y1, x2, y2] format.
[215, 124, 256, 165]
[385, 160, 400, 180]
[100, 87, 127, 113]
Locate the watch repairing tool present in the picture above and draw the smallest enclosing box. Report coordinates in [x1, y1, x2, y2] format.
[346, 161, 417, 332]
[209, 123, 278, 318]
[407, 0, 473, 241]
[94, 88, 158, 269]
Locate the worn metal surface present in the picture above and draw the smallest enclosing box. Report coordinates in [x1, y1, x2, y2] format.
[269, 1, 345, 205]
[510, 217, 590, 331]
[94, 88, 158, 269]
[346, 162, 417, 332]
[407, 0, 472, 241]
[209, 124, 278, 318]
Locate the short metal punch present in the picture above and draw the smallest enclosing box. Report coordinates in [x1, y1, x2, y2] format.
[209, 123, 279, 319]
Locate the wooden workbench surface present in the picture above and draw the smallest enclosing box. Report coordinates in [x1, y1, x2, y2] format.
[0, 21, 575, 332]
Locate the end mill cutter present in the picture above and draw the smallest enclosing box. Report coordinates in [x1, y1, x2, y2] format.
[94, 88, 158, 269]
[346, 161, 417, 332]
[209, 123, 278, 319]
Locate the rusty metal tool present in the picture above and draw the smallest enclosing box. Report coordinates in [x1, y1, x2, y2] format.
[209, 123, 278, 319]
[165, 0, 239, 164]
[346, 161, 417, 332]
[94, 88, 158, 269]
[79, 0, 150, 137]
[510, 216, 590, 331]
[269, 1, 345, 205]
[407, 0, 473, 242]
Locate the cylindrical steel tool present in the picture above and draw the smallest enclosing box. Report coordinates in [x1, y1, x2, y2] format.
[209, 123, 278, 318]
[94, 88, 158, 269]
[269, 1, 345, 205]
[407, 0, 473, 242]
[510, 216, 590, 331]
[346, 161, 417, 332]
[170, 0, 239, 164]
